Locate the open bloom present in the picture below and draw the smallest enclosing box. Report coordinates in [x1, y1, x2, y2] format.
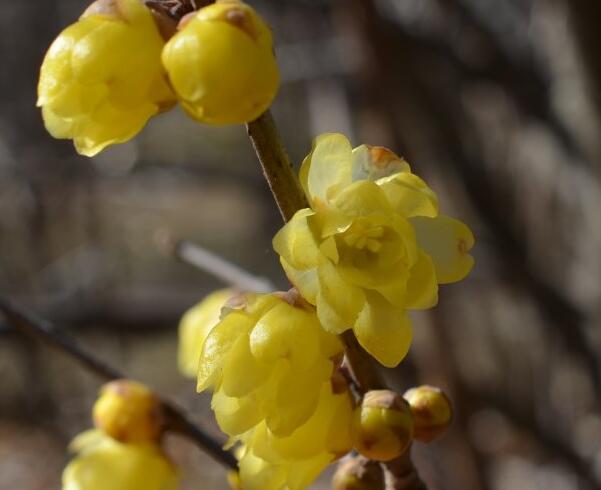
[162, 0, 279, 124]
[62, 430, 179, 490]
[37, 0, 174, 156]
[178, 289, 233, 378]
[273, 133, 475, 367]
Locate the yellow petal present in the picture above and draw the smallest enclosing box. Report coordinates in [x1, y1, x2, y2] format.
[265, 359, 331, 437]
[331, 181, 392, 217]
[354, 293, 412, 367]
[404, 251, 438, 310]
[316, 261, 365, 334]
[305, 133, 353, 206]
[250, 302, 320, 372]
[178, 289, 232, 379]
[377, 172, 439, 218]
[272, 209, 322, 270]
[212, 390, 264, 436]
[197, 311, 253, 392]
[280, 259, 319, 305]
[221, 334, 271, 398]
[411, 215, 475, 284]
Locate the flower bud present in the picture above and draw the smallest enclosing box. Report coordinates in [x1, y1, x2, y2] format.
[351, 390, 413, 462]
[332, 456, 385, 490]
[162, 0, 279, 124]
[403, 385, 452, 443]
[93, 380, 163, 444]
[37, 0, 175, 156]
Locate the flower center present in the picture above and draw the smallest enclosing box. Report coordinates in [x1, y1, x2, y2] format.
[343, 222, 385, 253]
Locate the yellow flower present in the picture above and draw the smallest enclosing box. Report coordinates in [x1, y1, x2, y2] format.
[273, 133, 475, 367]
[178, 289, 233, 378]
[162, 0, 279, 124]
[198, 291, 345, 437]
[93, 380, 163, 444]
[62, 430, 179, 490]
[37, 0, 174, 157]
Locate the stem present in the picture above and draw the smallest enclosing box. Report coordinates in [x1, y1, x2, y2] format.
[0, 296, 237, 470]
[247, 112, 309, 222]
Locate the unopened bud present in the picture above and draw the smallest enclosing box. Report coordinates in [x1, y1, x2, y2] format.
[93, 380, 164, 444]
[403, 385, 452, 443]
[351, 390, 414, 462]
[333, 456, 384, 490]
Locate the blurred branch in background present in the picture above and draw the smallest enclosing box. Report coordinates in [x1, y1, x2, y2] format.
[0, 297, 237, 469]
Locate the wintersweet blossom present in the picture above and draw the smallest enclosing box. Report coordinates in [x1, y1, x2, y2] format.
[37, 0, 174, 156]
[62, 430, 179, 490]
[162, 0, 279, 124]
[273, 133, 475, 367]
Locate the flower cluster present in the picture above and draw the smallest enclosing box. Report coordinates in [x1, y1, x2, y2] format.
[38, 0, 279, 156]
[273, 133, 474, 367]
[63, 380, 179, 490]
[195, 291, 354, 490]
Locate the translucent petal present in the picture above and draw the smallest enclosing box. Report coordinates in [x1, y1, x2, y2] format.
[197, 311, 253, 392]
[316, 261, 365, 334]
[265, 359, 331, 436]
[178, 289, 232, 379]
[411, 215, 475, 284]
[212, 390, 264, 436]
[404, 251, 438, 310]
[354, 293, 413, 368]
[306, 133, 353, 206]
[377, 172, 439, 218]
[272, 209, 321, 270]
[351, 144, 410, 182]
[280, 259, 319, 305]
[331, 181, 392, 217]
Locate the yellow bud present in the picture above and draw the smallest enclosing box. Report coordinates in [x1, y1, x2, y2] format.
[332, 456, 385, 490]
[403, 385, 452, 443]
[93, 380, 163, 444]
[37, 0, 175, 156]
[162, 0, 279, 124]
[351, 390, 414, 462]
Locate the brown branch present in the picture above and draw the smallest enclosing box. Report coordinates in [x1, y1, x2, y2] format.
[0, 296, 237, 470]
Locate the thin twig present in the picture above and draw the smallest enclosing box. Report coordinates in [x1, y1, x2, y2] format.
[156, 230, 275, 292]
[0, 296, 237, 470]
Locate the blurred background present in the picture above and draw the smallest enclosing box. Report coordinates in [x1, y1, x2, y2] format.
[2, 0, 601, 488]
